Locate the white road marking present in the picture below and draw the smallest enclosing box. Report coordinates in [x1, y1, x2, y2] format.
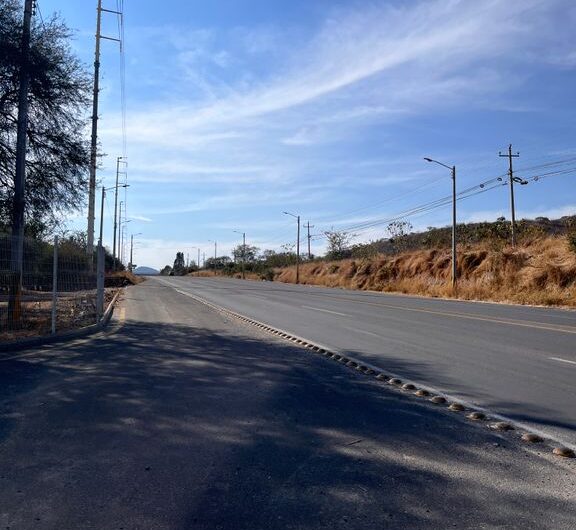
[352, 328, 381, 339]
[549, 356, 576, 366]
[301, 305, 348, 317]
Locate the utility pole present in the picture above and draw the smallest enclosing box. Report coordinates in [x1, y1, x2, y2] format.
[202, 252, 206, 268]
[87, 0, 102, 261]
[305, 221, 314, 259]
[8, 0, 35, 325]
[499, 144, 520, 247]
[130, 234, 134, 272]
[98, 186, 106, 247]
[198, 248, 200, 271]
[87, 0, 122, 262]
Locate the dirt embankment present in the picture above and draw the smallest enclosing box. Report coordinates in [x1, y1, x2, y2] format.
[105, 271, 145, 287]
[275, 237, 576, 307]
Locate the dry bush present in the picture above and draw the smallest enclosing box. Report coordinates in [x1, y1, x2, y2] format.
[274, 236, 576, 307]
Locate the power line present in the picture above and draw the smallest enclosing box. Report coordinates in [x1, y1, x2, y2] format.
[311, 164, 576, 242]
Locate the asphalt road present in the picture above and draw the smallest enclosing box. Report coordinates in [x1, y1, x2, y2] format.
[0, 280, 575, 529]
[159, 276, 576, 446]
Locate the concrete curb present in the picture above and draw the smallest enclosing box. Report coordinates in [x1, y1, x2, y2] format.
[176, 288, 576, 460]
[0, 290, 121, 355]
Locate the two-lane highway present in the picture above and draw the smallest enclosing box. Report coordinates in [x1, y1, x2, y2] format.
[157, 276, 576, 446]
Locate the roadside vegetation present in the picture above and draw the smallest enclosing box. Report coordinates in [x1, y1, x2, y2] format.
[277, 216, 576, 307]
[164, 216, 576, 307]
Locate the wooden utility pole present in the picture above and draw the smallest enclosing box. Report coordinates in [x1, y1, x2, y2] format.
[8, 0, 35, 325]
[499, 144, 520, 246]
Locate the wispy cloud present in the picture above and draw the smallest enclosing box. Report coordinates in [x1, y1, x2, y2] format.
[130, 215, 153, 223]
[104, 0, 570, 166]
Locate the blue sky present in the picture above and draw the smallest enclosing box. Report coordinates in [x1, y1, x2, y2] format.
[40, 0, 576, 269]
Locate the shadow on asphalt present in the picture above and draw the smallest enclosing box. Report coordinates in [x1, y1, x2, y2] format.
[0, 317, 574, 529]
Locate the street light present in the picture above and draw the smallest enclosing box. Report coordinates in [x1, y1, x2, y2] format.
[98, 183, 128, 248]
[233, 230, 246, 280]
[424, 157, 457, 290]
[187, 246, 200, 269]
[129, 232, 142, 272]
[120, 219, 132, 266]
[113, 157, 128, 270]
[283, 211, 300, 284]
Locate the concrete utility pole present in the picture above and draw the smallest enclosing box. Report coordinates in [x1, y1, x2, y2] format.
[98, 186, 106, 247]
[87, 0, 102, 261]
[305, 221, 314, 260]
[8, 0, 35, 324]
[87, 1, 122, 261]
[499, 145, 521, 247]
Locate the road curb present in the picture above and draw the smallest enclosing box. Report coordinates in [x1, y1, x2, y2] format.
[0, 290, 121, 355]
[177, 288, 576, 461]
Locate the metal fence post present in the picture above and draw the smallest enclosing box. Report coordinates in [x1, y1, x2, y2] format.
[96, 243, 105, 321]
[51, 236, 58, 334]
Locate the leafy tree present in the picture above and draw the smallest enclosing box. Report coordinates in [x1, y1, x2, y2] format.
[0, 1, 91, 236]
[160, 265, 172, 276]
[205, 256, 232, 270]
[232, 244, 259, 264]
[324, 229, 355, 260]
[260, 248, 297, 267]
[172, 252, 186, 275]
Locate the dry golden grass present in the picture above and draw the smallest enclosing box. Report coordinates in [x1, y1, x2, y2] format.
[106, 270, 145, 286]
[275, 236, 576, 307]
[188, 270, 262, 280]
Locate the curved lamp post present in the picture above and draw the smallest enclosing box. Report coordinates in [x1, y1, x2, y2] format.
[424, 157, 457, 289]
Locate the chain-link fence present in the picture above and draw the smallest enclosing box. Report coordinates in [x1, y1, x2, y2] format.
[0, 234, 106, 342]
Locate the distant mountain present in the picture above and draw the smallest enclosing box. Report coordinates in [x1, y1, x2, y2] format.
[134, 266, 159, 276]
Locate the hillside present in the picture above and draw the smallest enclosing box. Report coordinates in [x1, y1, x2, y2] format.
[275, 236, 576, 307]
[134, 266, 159, 275]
